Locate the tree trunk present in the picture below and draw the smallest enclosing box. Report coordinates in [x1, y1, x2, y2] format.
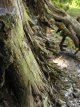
[0, 0, 80, 107]
[0, 0, 46, 107]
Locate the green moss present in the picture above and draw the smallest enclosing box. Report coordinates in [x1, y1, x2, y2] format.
[8, 14, 45, 90]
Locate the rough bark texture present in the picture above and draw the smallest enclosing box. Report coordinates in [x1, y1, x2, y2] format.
[0, 0, 80, 107]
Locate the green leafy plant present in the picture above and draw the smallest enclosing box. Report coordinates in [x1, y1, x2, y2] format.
[70, 0, 80, 7]
[52, 0, 70, 11]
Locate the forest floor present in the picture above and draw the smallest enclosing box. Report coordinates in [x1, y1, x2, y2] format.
[53, 52, 80, 107]
[49, 27, 80, 107]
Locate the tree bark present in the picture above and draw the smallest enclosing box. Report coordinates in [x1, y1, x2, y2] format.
[0, 0, 47, 107]
[0, 0, 80, 107]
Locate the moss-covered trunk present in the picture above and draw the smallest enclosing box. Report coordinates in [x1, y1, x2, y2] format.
[1, 0, 80, 107]
[0, 0, 48, 107]
[0, 0, 66, 107]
